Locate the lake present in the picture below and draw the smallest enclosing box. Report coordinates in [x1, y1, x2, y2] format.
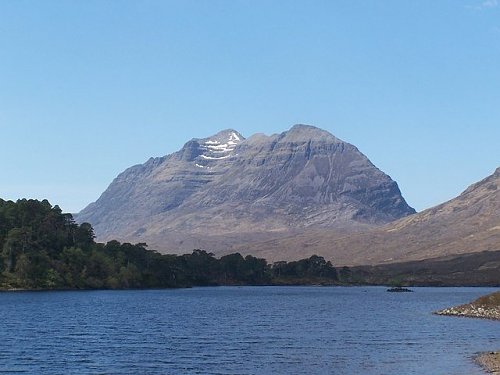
[0, 286, 498, 374]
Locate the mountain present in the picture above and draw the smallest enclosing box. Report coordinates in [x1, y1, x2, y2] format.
[239, 167, 500, 265]
[78, 124, 415, 252]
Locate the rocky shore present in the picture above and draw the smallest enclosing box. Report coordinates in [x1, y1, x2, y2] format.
[434, 304, 500, 320]
[434, 291, 500, 320]
[475, 352, 500, 375]
[435, 291, 500, 374]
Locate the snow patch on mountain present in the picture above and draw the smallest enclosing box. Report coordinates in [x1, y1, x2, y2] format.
[200, 154, 234, 160]
[194, 130, 243, 164]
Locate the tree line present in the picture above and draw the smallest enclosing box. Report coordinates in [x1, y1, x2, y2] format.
[0, 199, 349, 290]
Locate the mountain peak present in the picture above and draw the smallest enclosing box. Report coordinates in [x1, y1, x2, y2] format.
[78, 124, 416, 256]
[290, 124, 321, 131]
[202, 129, 244, 144]
[186, 129, 244, 165]
[284, 124, 340, 142]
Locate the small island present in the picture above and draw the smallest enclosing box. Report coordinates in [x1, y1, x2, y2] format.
[387, 286, 413, 292]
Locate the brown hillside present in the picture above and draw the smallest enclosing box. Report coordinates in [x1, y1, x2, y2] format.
[237, 167, 500, 265]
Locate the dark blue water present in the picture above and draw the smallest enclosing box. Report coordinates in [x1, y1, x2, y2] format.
[0, 287, 498, 374]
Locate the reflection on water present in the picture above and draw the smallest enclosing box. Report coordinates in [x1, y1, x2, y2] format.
[0, 286, 497, 374]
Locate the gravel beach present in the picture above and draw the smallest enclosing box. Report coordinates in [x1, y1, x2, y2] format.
[475, 352, 500, 375]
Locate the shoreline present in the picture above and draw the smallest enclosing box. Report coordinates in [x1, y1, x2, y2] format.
[435, 291, 500, 374]
[434, 304, 500, 321]
[475, 352, 500, 375]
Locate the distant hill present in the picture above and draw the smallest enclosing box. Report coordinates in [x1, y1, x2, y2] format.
[240, 167, 500, 265]
[351, 250, 500, 286]
[77, 124, 415, 253]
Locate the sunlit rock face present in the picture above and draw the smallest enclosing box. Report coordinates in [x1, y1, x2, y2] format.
[77, 124, 415, 254]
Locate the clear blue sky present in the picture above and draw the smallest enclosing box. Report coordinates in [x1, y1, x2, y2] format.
[1, 0, 499, 213]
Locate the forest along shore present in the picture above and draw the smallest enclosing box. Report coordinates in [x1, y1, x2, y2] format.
[435, 291, 500, 374]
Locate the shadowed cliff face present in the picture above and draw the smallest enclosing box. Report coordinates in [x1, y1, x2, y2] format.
[77, 124, 415, 253]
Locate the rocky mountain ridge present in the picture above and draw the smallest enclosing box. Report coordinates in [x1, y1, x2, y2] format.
[78, 124, 415, 253]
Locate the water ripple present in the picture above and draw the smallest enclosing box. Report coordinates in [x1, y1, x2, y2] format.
[0, 286, 496, 374]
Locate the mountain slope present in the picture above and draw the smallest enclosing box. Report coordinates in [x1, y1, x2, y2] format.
[239, 167, 500, 265]
[78, 125, 415, 252]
